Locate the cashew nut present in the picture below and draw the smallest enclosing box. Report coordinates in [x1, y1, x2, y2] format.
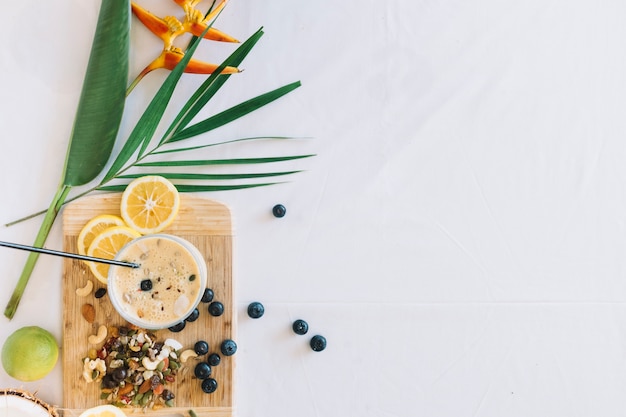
[142, 356, 160, 371]
[179, 349, 198, 363]
[88, 325, 107, 344]
[82, 357, 106, 383]
[75, 279, 93, 297]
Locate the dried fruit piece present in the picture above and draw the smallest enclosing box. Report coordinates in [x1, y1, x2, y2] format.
[118, 382, 133, 396]
[162, 389, 175, 402]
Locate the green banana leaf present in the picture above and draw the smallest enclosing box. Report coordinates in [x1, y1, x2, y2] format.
[4, 0, 130, 319]
[62, 0, 130, 186]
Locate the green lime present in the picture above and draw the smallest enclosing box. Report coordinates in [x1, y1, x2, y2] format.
[1, 326, 59, 381]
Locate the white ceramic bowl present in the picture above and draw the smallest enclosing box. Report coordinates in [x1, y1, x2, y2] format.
[107, 234, 207, 330]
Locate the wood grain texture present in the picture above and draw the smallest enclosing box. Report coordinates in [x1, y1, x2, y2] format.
[61, 194, 235, 417]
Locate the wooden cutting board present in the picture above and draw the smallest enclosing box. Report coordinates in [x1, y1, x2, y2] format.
[61, 194, 235, 417]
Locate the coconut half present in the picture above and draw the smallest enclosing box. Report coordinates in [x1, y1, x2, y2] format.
[0, 389, 58, 417]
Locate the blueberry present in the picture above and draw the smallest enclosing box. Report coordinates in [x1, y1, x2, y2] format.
[189, 274, 196, 282]
[272, 204, 287, 218]
[201, 377, 218, 394]
[111, 367, 127, 383]
[194, 340, 209, 355]
[207, 353, 221, 366]
[309, 335, 327, 352]
[201, 288, 215, 303]
[94, 288, 107, 299]
[220, 339, 237, 356]
[292, 319, 309, 335]
[168, 321, 186, 332]
[101, 374, 118, 389]
[140, 279, 153, 291]
[247, 301, 265, 319]
[208, 301, 224, 317]
[194, 362, 212, 380]
[185, 308, 200, 322]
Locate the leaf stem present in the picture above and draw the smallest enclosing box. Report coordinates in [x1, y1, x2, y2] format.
[4, 184, 71, 319]
[4, 211, 46, 227]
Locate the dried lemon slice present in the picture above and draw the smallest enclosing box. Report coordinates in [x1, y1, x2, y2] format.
[76, 214, 126, 255]
[78, 404, 126, 417]
[120, 175, 180, 234]
[86, 226, 141, 284]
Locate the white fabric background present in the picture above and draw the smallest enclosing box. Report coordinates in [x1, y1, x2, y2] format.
[2, 1, 626, 416]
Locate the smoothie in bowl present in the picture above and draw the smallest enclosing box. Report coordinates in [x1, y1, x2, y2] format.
[107, 234, 207, 330]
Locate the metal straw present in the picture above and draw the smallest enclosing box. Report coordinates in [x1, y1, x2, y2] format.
[0, 240, 140, 268]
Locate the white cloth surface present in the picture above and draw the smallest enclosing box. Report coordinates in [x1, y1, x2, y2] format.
[2, 0, 626, 415]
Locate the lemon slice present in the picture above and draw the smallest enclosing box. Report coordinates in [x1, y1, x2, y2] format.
[77, 214, 126, 255]
[86, 226, 141, 284]
[120, 175, 180, 234]
[78, 405, 126, 417]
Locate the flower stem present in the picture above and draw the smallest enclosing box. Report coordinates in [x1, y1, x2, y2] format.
[126, 70, 148, 96]
[4, 184, 71, 319]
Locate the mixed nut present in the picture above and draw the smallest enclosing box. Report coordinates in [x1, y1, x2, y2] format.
[82, 326, 186, 409]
